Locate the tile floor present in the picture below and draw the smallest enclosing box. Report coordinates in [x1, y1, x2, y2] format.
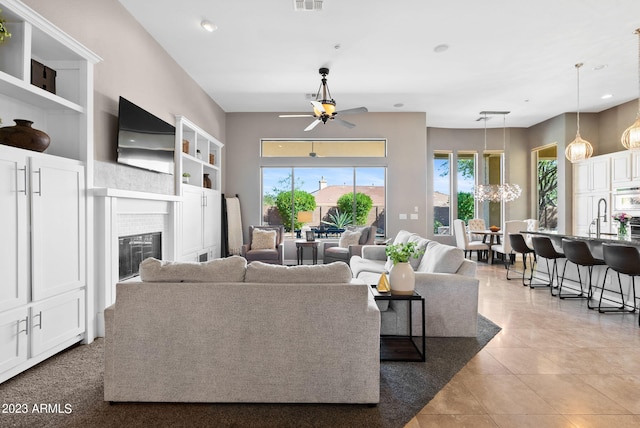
[405, 261, 640, 428]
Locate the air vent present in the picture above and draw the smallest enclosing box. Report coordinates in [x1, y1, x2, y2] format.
[294, 0, 323, 11]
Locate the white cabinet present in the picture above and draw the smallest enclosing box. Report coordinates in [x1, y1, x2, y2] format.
[574, 155, 610, 194]
[573, 192, 611, 236]
[611, 151, 632, 187]
[180, 186, 221, 260]
[175, 116, 223, 261]
[0, 150, 28, 312]
[0, 146, 86, 383]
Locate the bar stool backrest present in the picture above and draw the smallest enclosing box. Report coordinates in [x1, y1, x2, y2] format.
[509, 233, 533, 255]
[562, 239, 599, 266]
[531, 236, 563, 259]
[602, 243, 640, 276]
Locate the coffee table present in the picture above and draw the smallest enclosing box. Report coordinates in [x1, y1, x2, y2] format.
[369, 286, 425, 362]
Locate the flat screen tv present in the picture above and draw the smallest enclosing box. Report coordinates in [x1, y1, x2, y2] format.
[117, 96, 175, 174]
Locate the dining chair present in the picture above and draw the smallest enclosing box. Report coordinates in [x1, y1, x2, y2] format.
[491, 220, 528, 268]
[453, 219, 489, 261]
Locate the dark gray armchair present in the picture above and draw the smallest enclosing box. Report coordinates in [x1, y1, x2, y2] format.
[323, 225, 377, 265]
[241, 225, 285, 265]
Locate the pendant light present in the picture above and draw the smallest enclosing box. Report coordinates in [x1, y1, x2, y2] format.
[498, 113, 522, 202]
[474, 111, 521, 203]
[565, 63, 593, 162]
[621, 29, 640, 151]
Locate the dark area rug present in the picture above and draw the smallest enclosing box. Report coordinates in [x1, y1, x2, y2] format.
[0, 315, 500, 428]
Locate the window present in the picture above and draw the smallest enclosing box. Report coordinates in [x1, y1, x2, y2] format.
[481, 152, 503, 227]
[433, 152, 451, 235]
[533, 145, 558, 230]
[456, 153, 476, 223]
[261, 140, 386, 239]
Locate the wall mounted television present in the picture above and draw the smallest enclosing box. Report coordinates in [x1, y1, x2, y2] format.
[117, 96, 175, 175]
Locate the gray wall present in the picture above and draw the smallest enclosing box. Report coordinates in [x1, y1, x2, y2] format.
[24, 0, 226, 194]
[225, 112, 427, 241]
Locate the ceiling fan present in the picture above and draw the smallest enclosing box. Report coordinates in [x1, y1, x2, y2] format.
[280, 67, 368, 131]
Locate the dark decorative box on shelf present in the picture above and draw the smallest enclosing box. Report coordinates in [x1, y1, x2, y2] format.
[31, 59, 57, 94]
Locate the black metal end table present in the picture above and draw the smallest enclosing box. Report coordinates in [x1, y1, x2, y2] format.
[370, 285, 425, 362]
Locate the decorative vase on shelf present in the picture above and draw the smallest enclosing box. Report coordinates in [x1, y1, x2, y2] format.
[0, 119, 50, 152]
[203, 173, 212, 189]
[389, 262, 415, 295]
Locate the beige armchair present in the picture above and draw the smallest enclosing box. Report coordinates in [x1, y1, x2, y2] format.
[241, 225, 285, 264]
[323, 225, 377, 265]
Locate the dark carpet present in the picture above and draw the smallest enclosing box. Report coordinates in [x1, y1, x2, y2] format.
[0, 315, 500, 428]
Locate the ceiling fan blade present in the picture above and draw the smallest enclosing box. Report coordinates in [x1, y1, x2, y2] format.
[279, 114, 314, 118]
[310, 101, 326, 113]
[335, 106, 368, 115]
[304, 119, 322, 132]
[334, 118, 356, 129]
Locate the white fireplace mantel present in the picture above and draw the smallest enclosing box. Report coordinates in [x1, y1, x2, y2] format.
[94, 188, 180, 336]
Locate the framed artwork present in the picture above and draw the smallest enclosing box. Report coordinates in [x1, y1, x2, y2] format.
[305, 231, 315, 241]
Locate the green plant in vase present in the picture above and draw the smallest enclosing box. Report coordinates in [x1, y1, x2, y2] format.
[0, 9, 11, 43]
[385, 241, 424, 265]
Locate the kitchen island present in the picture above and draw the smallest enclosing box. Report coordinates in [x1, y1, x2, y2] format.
[521, 230, 638, 312]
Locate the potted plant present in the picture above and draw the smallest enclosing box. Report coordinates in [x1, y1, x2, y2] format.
[0, 9, 11, 43]
[182, 172, 190, 184]
[385, 242, 424, 295]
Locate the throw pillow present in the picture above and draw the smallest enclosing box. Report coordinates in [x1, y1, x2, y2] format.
[139, 255, 247, 282]
[245, 261, 352, 283]
[339, 230, 361, 248]
[407, 235, 430, 269]
[251, 228, 277, 250]
[417, 241, 465, 274]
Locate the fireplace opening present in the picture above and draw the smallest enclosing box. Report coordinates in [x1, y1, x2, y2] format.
[119, 232, 162, 281]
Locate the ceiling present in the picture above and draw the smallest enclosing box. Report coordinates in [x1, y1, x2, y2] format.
[118, 0, 640, 129]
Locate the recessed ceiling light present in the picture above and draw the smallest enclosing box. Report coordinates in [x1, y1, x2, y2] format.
[593, 64, 607, 71]
[393, 103, 404, 108]
[433, 44, 449, 53]
[201, 20, 218, 32]
[601, 93, 613, 99]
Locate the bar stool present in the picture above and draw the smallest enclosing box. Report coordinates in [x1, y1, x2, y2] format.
[531, 236, 566, 295]
[560, 239, 605, 303]
[600, 243, 640, 319]
[507, 233, 536, 286]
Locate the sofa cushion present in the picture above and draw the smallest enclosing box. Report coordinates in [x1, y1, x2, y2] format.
[251, 228, 276, 250]
[245, 261, 352, 283]
[392, 230, 415, 245]
[407, 234, 430, 270]
[139, 255, 247, 282]
[339, 230, 361, 248]
[417, 241, 465, 274]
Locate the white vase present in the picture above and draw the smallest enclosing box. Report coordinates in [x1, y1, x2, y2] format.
[389, 262, 415, 295]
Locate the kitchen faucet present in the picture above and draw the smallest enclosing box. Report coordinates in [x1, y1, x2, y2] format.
[596, 198, 608, 238]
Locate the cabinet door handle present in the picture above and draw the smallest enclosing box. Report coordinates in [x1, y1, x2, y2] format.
[32, 311, 43, 330]
[18, 167, 27, 194]
[33, 168, 42, 196]
[18, 317, 29, 336]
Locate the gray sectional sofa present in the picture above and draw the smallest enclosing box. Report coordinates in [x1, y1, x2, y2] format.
[350, 230, 479, 337]
[104, 257, 380, 404]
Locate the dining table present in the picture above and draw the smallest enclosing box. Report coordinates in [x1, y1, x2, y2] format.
[469, 229, 503, 264]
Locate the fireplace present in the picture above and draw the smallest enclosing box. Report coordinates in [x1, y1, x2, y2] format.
[118, 232, 162, 281]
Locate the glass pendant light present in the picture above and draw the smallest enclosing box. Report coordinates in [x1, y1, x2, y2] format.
[474, 112, 521, 202]
[621, 29, 640, 151]
[565, 63, 594, 162]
